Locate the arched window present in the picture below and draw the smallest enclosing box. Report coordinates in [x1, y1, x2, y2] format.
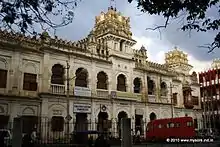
[149, 112, 157, 121]
[51, 64, 65, 85]
[75, 68, 88, 87]
[97, 71, 108, 89]
[160, 82, 167, 96]
[117, 74, 126, 92]
[147, 78, 155, 95]
[133, 77, 141, 93]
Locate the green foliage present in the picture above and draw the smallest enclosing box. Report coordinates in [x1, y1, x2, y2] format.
[128, 0, 220, 52]
[0, 0, 81, 34]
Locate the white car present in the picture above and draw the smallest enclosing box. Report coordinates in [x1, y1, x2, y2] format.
[0, 129, 12, 147]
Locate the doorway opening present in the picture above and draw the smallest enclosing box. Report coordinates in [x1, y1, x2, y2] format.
[117, 111, 128, 138]
[74, 113, 88, 144]
[97, 112, 108, 132]
[135, 114, 143, 135]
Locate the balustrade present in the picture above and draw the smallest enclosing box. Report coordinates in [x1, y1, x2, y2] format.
[50, 84, 65, 94]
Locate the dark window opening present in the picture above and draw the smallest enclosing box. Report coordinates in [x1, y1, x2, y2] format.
[23, 73, 37, 91]
[51, 116, 64, 132]
[134, 78, 141, 93]
[97, 71, 108, 90]
[0, 69, 7, 88]
[51, 64, 65, 85]
[173, 93, 178, 105]
[75, 68, 88, 87]
[148, 79, 155, 95]
[119, 40, 125, 51]
[160, 82, 167, 96]
[117, 74, 126, 92]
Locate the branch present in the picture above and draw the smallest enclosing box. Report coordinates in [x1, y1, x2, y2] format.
[146, 17, 170, 31]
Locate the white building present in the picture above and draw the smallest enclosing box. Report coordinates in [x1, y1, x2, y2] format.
[0, 7, 202, 137]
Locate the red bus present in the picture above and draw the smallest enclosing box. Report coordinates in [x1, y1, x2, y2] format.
[146, 117, 196, 141]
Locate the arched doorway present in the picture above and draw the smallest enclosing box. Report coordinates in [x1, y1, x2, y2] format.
[97, 112, 108, 132]
[149, 112, 157, 121]
[74, 113, 88, 144]
[117, 111, 128, 138]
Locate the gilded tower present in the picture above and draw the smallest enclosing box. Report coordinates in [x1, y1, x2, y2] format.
[89, 6, 137, 59]
[165, 46, 193, 75]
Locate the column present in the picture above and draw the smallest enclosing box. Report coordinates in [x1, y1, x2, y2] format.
[131, 103, 135, 132]
[41, 98, 49, 139]
[41, 53, 50, 93]
[91, 99, 96, 131]
[11, 52, 21, 94]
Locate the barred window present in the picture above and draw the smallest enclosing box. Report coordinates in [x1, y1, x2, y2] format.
[23, 73, 37, 91]
[51, 116, 64, 132]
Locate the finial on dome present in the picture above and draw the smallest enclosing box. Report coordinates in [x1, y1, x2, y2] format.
[109, 0, 117, 11]
[140, 45, 147, 51]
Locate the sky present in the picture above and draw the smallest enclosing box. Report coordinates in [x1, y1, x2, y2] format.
[49, 0, 219, 73]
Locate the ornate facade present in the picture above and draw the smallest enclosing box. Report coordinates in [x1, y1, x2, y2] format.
[0, 7, 202, 137]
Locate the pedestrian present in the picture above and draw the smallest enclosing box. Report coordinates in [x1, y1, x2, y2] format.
[136, 129, 141, 143]
[31, 128, 37, 147]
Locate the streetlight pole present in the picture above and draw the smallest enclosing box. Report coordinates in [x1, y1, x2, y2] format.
[66, 60, 71, 136]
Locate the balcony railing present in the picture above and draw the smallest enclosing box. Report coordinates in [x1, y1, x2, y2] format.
[160, 96, 169, 103]
[50, 84, 65, 94]
[96, 89, 109, 98]
[115, 91, 142, 101]
[148, 95, 156, 103]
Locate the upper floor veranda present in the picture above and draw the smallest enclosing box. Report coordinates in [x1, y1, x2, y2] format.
[0, 41, 201, 109]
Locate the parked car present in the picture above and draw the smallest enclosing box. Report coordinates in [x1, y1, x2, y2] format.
[0, 129, 12, 147]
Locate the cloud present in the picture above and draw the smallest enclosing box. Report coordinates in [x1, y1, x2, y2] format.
[51, 0, 217, 73]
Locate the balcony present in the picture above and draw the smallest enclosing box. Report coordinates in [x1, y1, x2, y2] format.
[148, 95, 156, 103]
[96, 89, 109, 99]
[113, 91, 142, 101]
[50, 84, 65, 95]
[160, 96, 169, 103]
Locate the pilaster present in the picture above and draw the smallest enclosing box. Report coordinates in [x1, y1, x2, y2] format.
[42, 53, 50, 93]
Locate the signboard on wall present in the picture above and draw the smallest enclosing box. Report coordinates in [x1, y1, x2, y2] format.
[74, 86, 91, 97]
[73, 103, 91, 113]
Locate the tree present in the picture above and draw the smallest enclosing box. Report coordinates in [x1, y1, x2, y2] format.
[0, 0, 81, 34]
[128, 0, 220, 52]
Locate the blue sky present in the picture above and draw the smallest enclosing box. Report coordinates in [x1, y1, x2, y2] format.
[46, 0, 219, 73]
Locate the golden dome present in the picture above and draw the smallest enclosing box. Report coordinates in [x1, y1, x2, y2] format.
[165, 46, 188, 66]
[93, 7, 132, 39]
